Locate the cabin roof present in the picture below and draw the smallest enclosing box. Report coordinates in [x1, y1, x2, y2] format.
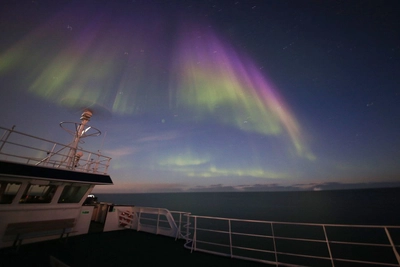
[0, 161, 113, 185]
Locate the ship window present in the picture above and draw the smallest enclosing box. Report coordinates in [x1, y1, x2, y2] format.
[0, 182, 21, 204]
[20, 184, 58, 204]
[58, 185, 90, 203]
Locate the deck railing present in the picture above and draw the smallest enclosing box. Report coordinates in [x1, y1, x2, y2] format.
[0, 126, 111, 175]
[117, 206, 190, 241]
[116, 206, 400, 266]
[181, 215, 400, 267]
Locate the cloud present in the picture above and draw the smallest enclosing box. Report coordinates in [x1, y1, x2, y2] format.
[238, 183, 298, 192]
[186, 166, 288, 179]
[184, 181, 400, 193]
[93, 182, 186, 193]
[158, 153, 210, 167]
[104, 146, 138, 157]
[136, 130, 181, 143]
[105, 130, 183, 164]
[296, 181, 400, 191]
[187, 184, 238, 192]
[155, 159, 288, 179]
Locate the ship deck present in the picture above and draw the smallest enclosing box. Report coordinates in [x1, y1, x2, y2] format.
[0, 229, 267, 267]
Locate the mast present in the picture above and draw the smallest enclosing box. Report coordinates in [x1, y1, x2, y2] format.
[66, 109, 93, 169]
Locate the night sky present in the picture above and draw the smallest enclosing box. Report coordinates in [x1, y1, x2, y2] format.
[1, 0, 399, 193]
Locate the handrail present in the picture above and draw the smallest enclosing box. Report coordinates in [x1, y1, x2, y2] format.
[181, 214, 400, 267]
[116, 206, 190, 239]
[0, 126, 111, 175]
[112, 206, 400, 266]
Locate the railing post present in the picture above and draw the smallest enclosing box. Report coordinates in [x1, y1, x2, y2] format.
[85, 153, 92, 172]
[175, 212, 182, 240]
[44, 143, 57, 166]
[271, 223, 278, 266]
[137, 208, 142, 231]
[186, 213, 190, 242]
[385, 227, 400, 265]
[191, 216, 197, 253]
[104, 158, 111, 174]
[93, 153, 99, 173]
[156, 209, 160, 235]
[322, 225, 335, 267]
[228, 219, 233, 258]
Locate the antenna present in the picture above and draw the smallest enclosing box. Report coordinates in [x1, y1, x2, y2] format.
[60, 108, 101, 169]
[58, 98, 111, 169]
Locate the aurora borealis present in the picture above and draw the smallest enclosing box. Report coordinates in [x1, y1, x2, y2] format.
[1, 1, 399, 193]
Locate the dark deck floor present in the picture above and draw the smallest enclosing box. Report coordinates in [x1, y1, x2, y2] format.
[0, 230, 268, 267]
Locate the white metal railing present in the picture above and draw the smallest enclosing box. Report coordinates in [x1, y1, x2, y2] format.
[0, 126, 111, 174]
[181, 215, 400, 267]
[116, 206, 191, 239]
[114, 206, 400, 266]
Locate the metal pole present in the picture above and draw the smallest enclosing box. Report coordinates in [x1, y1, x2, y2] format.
[191, 216, 197, 253]
[186, 213, 190, 242]
[175, 212, 182, 240]
[137, 208, 142, 232]
[271, 223, 278, 266]
[66, 110, 92, 169]
[385, 227, 400, 265]
[228, 219, 233, 258]
[323, 225, 335, 267]
[156, 209, 160, 235]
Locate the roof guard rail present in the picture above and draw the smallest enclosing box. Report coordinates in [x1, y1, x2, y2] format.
[0, 126, 111, 175]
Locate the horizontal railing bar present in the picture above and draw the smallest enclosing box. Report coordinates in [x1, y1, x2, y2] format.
[236, 244, 400, 266]
[196, 230, 327, 247]
[276, 250, 331, 261]
[194, 228, 395, 248]
[0, 140, 52, 154]
[194, 237, 398, 261]
[184, 230, 399, 249]
[170, 211, 191, 214]
[329, 240, 394, 247]
[334, 257, 400, 266]
[261, 235, 326, 243]
[181, 213, 400, 267]
[195, 239, 331, 261]
[0, 127, 112, 159]
[233, 244, 275, 253]
[0, 126, 65, 143]
[194, 239, 398, 267]
[231, 232, 273, 239]
[193, 247, 303, 267]
[0, 152, 43, 162]
[188, 214, 400, 229]
[234, 231, 393, 249]
[195, 239, 327, 263]
[195, 227, 231, 235]
[196, 227, 391, 247]
[195, 240, 230, 248]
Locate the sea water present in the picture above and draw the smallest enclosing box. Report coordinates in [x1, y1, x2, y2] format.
[96, 187, 400, 225]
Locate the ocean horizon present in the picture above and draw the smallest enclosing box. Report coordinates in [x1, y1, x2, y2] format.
[96, 187, 400, 226]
